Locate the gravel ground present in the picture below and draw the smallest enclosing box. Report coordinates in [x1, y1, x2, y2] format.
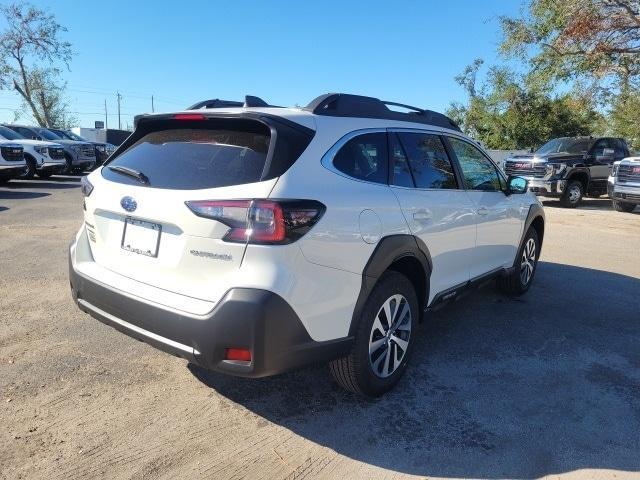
[1, 177, 639, 480]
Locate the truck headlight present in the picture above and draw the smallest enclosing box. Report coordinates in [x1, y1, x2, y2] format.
[34, 146, 47, 155]
[611, 164, 619, 177]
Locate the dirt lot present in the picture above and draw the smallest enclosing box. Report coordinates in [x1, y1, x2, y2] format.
[1, 177, 639, 480]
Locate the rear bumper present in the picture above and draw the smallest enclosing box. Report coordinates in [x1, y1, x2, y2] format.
[526, 178, 566, 196]
[69, 250, 353, 378]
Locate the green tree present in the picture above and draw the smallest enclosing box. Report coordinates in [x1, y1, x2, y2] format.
[448, 59, 603, 150]
[0, 2, 75, 127]
[500, 0, 640, 88]
[610, 87, 640, 149]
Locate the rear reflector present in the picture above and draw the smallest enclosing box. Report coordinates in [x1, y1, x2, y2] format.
[185, 199, 325, 245]
[225, 348, 252, 362]
[173, 113, 206, 121]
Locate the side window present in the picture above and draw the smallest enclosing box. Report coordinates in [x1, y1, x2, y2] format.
[389, 134, 414, 187]
[332, 132, 388, 184]
[613, 139, 627, 159]
[397, 133, 457, 189]
[591, 139, 610, 156]
[448, 137, 502, 192]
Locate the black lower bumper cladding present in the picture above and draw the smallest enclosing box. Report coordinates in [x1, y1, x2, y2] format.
[69, 259, 353, 377]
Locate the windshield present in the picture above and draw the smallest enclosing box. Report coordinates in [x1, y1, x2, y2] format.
[536, 138, 592, 155]
[65, 131, 85, 141]
[35, 128, 63, 141]
[0, 126, 24, 140]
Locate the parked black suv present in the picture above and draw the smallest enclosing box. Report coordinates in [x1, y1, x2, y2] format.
[504, 136, 630, 207]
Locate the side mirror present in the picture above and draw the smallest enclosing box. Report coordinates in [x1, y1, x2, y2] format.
[507, 175, 528, 195]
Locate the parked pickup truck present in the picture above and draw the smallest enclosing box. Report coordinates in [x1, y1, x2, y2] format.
[608, 157, 640, 213]
[504, 136, 630, 207]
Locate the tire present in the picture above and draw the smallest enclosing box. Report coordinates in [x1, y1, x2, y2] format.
[21, 155, 36, 180]
[498, 227, 540, 296]
[613, 200, 636, 213]
[329, 271, 418, 397]
[63, 155, 73, 175]
[560, 180, 583, 208]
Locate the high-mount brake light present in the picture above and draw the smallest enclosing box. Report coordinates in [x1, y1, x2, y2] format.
[185, 199, 325, 245]
[173, 113, 206, 121]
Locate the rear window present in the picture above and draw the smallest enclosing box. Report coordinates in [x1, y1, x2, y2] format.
[102, 127, 271, 189]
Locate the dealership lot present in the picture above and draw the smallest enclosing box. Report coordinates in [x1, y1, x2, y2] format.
[1, 178, 639, 479]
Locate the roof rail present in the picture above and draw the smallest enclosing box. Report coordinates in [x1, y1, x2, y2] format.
[304, 93, 461, 132]
[187, 95, 279, 110]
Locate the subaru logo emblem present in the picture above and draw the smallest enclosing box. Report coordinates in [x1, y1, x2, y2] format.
[120, 196, 137, 212]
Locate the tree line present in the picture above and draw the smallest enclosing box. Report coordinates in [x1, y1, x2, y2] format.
[447, 0, 640, 151]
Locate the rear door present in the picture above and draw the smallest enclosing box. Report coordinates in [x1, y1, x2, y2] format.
[388, 130, 476, 301]
[446, 136, 523, 278]
[83, 117, 300, 302]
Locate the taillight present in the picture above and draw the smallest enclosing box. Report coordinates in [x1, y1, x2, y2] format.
[185, 199, 325, 244]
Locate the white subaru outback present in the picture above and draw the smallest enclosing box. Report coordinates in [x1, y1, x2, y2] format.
[69, 93, 545, 396]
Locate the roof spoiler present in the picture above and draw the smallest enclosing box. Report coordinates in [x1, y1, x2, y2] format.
[187, 95, 280, 110]
[304, 93, 461, 132]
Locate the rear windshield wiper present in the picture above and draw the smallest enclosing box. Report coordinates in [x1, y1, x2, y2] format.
[108, 165, 149, 184]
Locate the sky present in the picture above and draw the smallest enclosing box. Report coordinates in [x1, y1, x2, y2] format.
[0, 0, 524, 129]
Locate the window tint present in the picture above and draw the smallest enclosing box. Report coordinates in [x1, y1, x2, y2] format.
[591, 139, 611, 156]
[448, 137, 502, 191]
[613, 138, 628, 158]
[389, 134, 414, 187]
[102, 127, 270, 190]
[398, 133, 457, 189]
[333, 132, 388, 184]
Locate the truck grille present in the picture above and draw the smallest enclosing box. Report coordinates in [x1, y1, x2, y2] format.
[0, 145, 24, 161]
[48, 147, 65, 159]
[504, 161, 547, 178]
[81, 145, 96, 157]
[618, 164, 640, 183]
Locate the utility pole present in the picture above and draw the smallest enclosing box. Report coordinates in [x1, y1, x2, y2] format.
[151, 95, 155, 113]
[116, 92, 122, 130]
[104, 99, 108, 130]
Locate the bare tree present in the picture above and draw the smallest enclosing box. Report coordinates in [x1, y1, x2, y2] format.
[0, 2, 74, 127]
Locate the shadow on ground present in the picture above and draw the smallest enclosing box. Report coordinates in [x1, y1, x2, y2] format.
[541, 197, 639, 213]
[190, 262, 640, 478]
[0, 190, 50, 200]
[2, 179, 81, 190]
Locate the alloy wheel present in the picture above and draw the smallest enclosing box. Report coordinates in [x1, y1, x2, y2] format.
[520, 238, 536, 285]
[568, 184, 581, 203]
[368, 294, 412, 378]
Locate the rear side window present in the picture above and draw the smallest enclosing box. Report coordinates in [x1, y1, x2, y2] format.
[333, 132, 388, 184]
[397, 133, 457, 189]
[103, 127, 270, 189]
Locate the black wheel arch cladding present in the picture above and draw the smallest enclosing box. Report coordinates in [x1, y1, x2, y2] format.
[349, 235, 432, 336]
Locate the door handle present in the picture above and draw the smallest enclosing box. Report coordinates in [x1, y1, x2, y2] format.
[413, 210, 432, 221]
[476, 206, 489, 216]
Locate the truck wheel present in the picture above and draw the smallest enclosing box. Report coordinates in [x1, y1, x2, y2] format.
[329, 271, 417, 397]
[612, 200, 636, 213]
[63, 155, 74, 175]
[21, 155, 36, 180]
[560, 180, 583, 208]
[498, 227, 540, 296]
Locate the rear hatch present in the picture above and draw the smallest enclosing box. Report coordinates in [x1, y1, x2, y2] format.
[83, 113, 314, 303]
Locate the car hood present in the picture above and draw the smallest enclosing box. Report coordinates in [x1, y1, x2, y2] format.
[10, 139, 63, 148]
[508, 152, 584, 163]
[50, 139, 94, 147]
